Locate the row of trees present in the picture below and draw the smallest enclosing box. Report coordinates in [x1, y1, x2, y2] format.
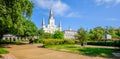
[76, 26, 120, 47]
[76, 26, 120, 45]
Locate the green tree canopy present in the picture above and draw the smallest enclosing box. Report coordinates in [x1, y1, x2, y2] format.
[89, 26, 105, 40]
[76, 28, 88, 46]
[0, 0, 34, 38]
[53, 30, 64, 39]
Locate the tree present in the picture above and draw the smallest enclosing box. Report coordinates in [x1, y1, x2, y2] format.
[108, 27, 117, 38]
[0, 0, 34, 39]
[76, 28, 88, 46]
[38, 29, 45, 38]
[89, 26, 105, 40]
[44, 33, 53, 39]
[53, 30, 64, 39]
[22, 20, 38, 37]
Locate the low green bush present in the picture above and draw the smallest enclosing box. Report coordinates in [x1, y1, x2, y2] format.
[43, 39, 75, 45]
[87, 40, 120, 47]
[113, 40, 120, 47]
[0, 40, 23, 44]
[64, 40, 75, 44]
[34, 39, 44, 43]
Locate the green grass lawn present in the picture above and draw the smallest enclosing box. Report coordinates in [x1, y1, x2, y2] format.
[44, 45, 119, 57]
[0, 48, 9, 58]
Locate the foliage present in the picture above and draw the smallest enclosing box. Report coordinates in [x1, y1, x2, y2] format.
[38, 29, 53, 39]
[87, 40, 120, 47]
[43, 39, 75, 45]
[0, 48, 9, 54]
[0, 40, 23, 44]
[53, 30, 64, 39]
[43, 33, 53, 39]
[38, 29, 45, 38]
[116, 27, 120, 38]
[89, 26, 105, 40]
[34, 39, 44, 43]
[76, 28, 88, 45]
[108, 27, 118, 38]
[64, 40, 75, 44]
[44, 45, 118, 57]
[22, 20, 38, 37]
[0, 0, 34, 39]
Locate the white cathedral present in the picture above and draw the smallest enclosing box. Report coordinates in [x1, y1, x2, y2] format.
[42, 9, 62, 34]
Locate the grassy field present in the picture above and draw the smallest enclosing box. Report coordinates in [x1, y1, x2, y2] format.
[0, 48, 9, 58]
[44, 45, 119, 57]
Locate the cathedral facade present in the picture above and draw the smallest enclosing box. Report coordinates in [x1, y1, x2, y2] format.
[42, 9, 62, 34]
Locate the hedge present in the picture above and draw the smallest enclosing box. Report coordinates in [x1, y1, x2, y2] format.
[43, 39, 75, 45]
[87, 40, 120, 47]
[0, 40, 23, 44]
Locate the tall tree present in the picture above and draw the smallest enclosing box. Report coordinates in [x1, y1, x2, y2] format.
[76, 28, 88, 46]
[0, 0, 34, 39]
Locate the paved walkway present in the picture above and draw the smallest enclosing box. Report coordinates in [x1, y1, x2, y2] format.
[4, 44, 114, 59]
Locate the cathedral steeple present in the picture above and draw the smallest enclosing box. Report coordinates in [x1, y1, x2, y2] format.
[42, 18, 45, 25]
[42, 17, 46, 28]
[50, 8, 53, 18]
[48, 8, 55, 25]
[59, 20, 62, 31]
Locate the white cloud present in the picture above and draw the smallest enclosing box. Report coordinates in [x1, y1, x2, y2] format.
[66, 12, 82, 18]
[95, 0, 120, 7]
[107, 18, 118, 21]
[34, 0, 69, 16]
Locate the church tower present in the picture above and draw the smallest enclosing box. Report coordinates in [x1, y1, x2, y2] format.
[42, 8, 62, 34]
[42, 17, 46, 29]
[59, 21, 62, 31]
[48, 9, 55, 25]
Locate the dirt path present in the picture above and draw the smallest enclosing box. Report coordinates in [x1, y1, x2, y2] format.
[5, 44, 111, 59]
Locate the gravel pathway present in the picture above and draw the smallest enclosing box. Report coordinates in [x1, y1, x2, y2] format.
[4, 44, 114, 59]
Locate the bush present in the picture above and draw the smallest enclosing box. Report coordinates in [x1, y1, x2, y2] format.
[34, 39, 44, 43]
[43, 39, 75, 45]
[113, 40, 120, 47]
[64, 40, 75, 44]
[0, 40, 23, 44]
[87, 40, 120, 47]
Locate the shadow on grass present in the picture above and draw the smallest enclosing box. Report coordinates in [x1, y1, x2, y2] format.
[78, 47, 117, 57]
[45, 45, 120, 58]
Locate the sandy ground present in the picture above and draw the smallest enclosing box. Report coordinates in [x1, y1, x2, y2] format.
[3, 44, 114, 59]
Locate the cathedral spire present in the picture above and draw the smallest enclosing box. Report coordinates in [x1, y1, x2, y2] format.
[48, 8, 55, 25]
[49, 8, 53, 19]
[42, 17, 45, 26]
[59, 20, 62, 31]
[42, 17, 46, 28]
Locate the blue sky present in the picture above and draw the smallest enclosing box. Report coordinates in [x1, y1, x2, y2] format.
[31, 0, 120, 31]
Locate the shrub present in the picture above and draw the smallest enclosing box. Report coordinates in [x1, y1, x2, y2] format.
[87, 40, 120, 47]
[113, 40, 120, 47]
[0, 40, 23, 44]
[64, 40, 75, 44]
[34, 39, 44, 43]
[43, 39, 75, 45]
[43, 39, 64, 45]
